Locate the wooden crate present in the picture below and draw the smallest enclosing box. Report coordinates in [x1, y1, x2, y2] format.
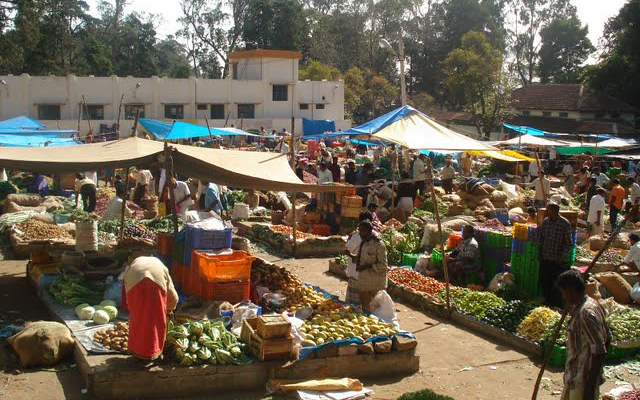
[341, 206, 361, 218]
[241, 317, 257, 345]
[249, 332, 293, 361]
[342, 196, 363, 208]
[257, 314, 291, 339]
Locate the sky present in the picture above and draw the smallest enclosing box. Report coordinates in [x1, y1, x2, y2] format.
[86, 0, 627, 54]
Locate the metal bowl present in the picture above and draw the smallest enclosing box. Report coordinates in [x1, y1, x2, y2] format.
[263, 293, 287, 308]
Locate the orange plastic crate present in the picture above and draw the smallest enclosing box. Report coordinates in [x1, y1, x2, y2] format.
[203, 279, 250, 302]
[192, 250, 253, 282]
[157, 234, 174, 256]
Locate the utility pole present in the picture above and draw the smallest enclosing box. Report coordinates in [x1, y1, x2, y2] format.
[398, 30, 407, 106]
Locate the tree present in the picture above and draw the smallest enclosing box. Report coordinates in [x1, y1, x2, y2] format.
[444, 31, 515, 137]
[537, 17, 594, 83]
[155, 36, 192, 78]
[299, 60, 341, 81]
[508, 0, 577, 85]
[242, 0, 309, 51]
[582, 0, 640, 110]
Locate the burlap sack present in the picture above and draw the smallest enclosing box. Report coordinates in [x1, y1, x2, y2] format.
[594, 272, 632, 304]
[7, 321, 75, 367]
[585, 279, 602, 300]
[491, 191, 508, 203]
[6, 194, 42, 207]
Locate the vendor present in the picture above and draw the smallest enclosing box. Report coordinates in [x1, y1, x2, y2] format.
[122, 256, 178, 360]
[529, 170, 551, 208]
[28, 173, 49, 197]
[103, 186, 132, 220]
[347, 219, 388, 310]
[412, 153, 427, 195]
[133, 169, 152, 206]
[200, 180, 223, 214]
[375, 180, 394, 209]
[441, 157, 456, 195]
[527, 207, 537, 223]
[75, 173, 97, 212]
[367, 203, 381, 228]
[618, 233, 640, 273]
[448, 225, 481, 286]
[243, 189, 260, 210]
[344, 211, 374, 305]
[169, 179, 194, 221]
[395, 172, 416, 217]
[537, 203, 573, 307]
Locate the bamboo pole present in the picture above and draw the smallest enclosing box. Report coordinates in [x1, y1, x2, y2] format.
[115, 94, 124, 139]
[204, 116, 214, 143]
[531, 205, 637, 400]
[291, 195, 297, 256]
[164, 143, 180, 236]
[81, 95, 93, 138]
[535, 153, 548, 207]
[118, 167, 130, 244]
[426, 158, 451, 313]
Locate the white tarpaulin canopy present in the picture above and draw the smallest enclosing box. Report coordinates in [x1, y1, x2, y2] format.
[498, 134, 568, 148]
[595, 138, 637, 149]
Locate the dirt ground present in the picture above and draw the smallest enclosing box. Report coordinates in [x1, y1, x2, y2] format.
[0, 249, 636, 400]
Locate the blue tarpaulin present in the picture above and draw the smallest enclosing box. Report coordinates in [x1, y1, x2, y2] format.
[302, 118, 336, 136]
[503, 123, 614, 141]
[0, 116, 45, 130]
[503, 123, 548, 136]
[139, 119, 276, 140]
[0, 134, 80, 147]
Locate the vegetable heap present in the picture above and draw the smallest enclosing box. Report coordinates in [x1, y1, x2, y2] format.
[166, 319, 253, 366]
[388, 268, 445, 296]
[516, 307, 560, 342]
[606, 308, 640, 342]
[75, 300, 118, 324]
[49, 276, 103, 307]
[482, 300, 535, 333]
[334, 255, 347, 267]
[282, 285, 342, 314]
[252, 261, 302, 292]
[16, 219, 73, 241]
[143, 216, 185, 234]
[541, 315, 569, 346]
[94, 322, 129, 352]
[443, 288, 506, 319]
[299, 310, 398, 347]
[270, 224, 317, 240]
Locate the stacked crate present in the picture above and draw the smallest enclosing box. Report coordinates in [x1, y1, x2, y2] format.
[187, 250, 253, 302]
[472, 228, 512, 283]
[340, 195, 362, 219]
[241, 315, 293, 361]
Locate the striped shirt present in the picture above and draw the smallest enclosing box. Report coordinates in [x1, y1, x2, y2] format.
[564, 296, 611, 389]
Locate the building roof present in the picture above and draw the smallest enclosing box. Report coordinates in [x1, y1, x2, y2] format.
[511, 84, 639, 113]
[228, 49, 302, 60]
[510, 116, 640, 136]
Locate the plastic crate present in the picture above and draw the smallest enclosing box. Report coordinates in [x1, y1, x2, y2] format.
[157, 233, 174, 256]
[192, 250, 253, 282]
[544, 342, 567, 367]
[171, 261, 185, 285]
[204, 279, 250, 302]
[186, 226, 233, 251]
[606, 346, 640, 360]
[401, 253, 419, 267]
[173, 239, 185, 263]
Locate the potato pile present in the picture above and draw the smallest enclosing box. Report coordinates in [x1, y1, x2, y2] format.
[94, 322, 129, 352]
[16, 219, 72, 241]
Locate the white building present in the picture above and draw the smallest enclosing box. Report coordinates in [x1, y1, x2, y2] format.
[0, 50, 350, 136]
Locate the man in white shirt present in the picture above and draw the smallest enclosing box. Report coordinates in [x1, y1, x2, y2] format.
[316, 161, 333, 212]
[412, 154, 427, 194]
[549, 147, 557, 160]
[587, 188, 606, 237]
[441, 157, 456, 194]
[528, 161, 539, 181]
[529, 171, 551, 207]
[75, 173, 97, 212]
[619, 233, 640, 272]
[629, 177, 640, 205]
[563, 163, 575, 196]
[170, 179, 194, 220]
[591, 166, 610, 188]
[103, 186, 132, 221]
[133, 169, 152, 205]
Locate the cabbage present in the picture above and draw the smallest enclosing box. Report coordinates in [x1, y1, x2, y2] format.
[103, 306, 118, 320]
[93, 310, 110, 325]
[175, 338, 189, 351]
[100, 300, 117, 308]
[94, 305, 105, 312]
[75, 303, 90, 316]
[189, 322, 203, 335]
[196, 347, 212, 360]
[77, 306, 95, 320]
[189, 341, 200, 353]
[172, 326, 189, 339]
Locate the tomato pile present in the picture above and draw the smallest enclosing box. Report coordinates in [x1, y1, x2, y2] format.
[270, 224, 317, 240]
[388, 268, 445, 296]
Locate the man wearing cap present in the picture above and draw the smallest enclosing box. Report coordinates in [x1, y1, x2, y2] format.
[537, 203, 574, 307]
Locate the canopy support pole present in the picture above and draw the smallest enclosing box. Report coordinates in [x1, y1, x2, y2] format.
[81, 95, 93, 138]
[426, 158, 451, 315]
[204, 116, 214, 143]
[132, 109, 140, 138]
[164, 143, 180, 236]
[118, 167, 130, 245]
[116, 94, 124, 139]
[535, 153, 547, 207]
[290, 194, 297, 256]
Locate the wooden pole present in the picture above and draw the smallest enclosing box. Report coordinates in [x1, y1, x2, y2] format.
[164, 143, 180, 235]
[290, 195, 297, 256]
[290, 116, 296, 168]
[115, 94, 124, 139]
[204, 116, 214, 143]
[535, 153, 547, 207]
[81, 95, 93, 137]
[131, 109, 140, 138]
[426, 158, 451, 313]
[530, 204, 639, 400]
[118, 167, 130, 244]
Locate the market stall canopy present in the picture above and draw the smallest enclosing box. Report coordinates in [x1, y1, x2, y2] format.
[139, 119, 277, 140]
[0, 134, 80, 147]
[0, 137, 340, 192]
[355, 106, 498, 151]
[556, 146, 615, 156]
[503, 123, 549, 136]
[0, 116, 45, 130]
[595, 138, 637, 149]
[498, 134, 568, 148]
[466, 149, 534, 162]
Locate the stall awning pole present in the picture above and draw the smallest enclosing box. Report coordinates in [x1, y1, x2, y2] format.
[118, 167, 130, 244]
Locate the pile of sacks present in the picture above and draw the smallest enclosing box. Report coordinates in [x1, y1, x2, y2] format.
[440, 180, 523, 218]
[2, 194, 66, 214]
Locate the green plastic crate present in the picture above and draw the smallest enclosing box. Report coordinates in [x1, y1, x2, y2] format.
[401, 253, 419, 267]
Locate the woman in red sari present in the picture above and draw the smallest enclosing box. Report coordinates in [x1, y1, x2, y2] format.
[122, 256, 178, 360]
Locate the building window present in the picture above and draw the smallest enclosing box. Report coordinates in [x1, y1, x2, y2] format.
[165, 105, 184, 119]
[232, 62, 238, 80]
[316, 104, 325, 110]
[521, 110, 530, 116]
[81, 104, 104, 120]
[197, 103, 208, 111]
[559, 112, 568, 118]
[542, 111, 552, 117]
[37, 105, 61, 120]
[272, 85, 288, 101]
[237, 104, 255, 119]
[299, 103, 309, 110]
[211, 104, 225, 119]
[125, 104, 145, 120]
